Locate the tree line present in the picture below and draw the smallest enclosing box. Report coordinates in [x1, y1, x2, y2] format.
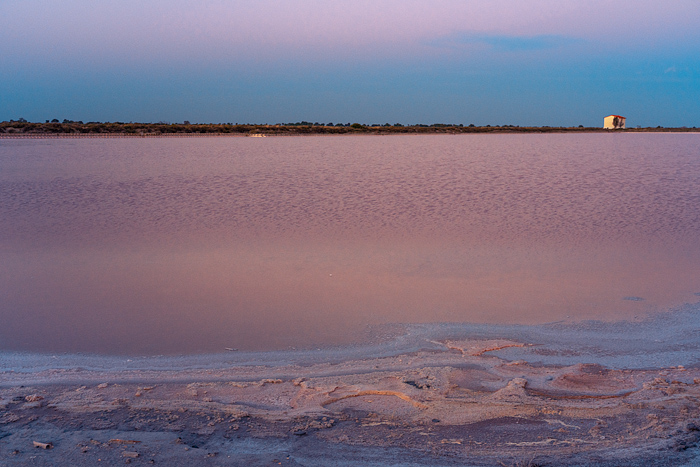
[1, 120, 696, 135]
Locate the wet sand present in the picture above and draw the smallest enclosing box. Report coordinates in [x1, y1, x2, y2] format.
[3, 306, 700, 466]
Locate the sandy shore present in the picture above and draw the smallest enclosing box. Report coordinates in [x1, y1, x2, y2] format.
[3, 306, 700, 466]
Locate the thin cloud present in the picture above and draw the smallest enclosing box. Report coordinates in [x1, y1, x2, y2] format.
[430, 33, 582, 52]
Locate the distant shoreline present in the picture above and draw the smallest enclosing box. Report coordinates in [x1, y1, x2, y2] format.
[1, 121, 698, 138]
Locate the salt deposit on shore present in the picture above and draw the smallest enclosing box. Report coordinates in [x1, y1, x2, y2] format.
[3, 305, 700, 466]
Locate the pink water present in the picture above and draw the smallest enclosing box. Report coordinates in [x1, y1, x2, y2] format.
[1, 134, 699, 354]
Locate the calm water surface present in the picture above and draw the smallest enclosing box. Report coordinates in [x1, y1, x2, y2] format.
[1, 134, 699, 355]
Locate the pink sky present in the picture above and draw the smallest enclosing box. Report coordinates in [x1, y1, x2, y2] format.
[4, 0, 698, 64]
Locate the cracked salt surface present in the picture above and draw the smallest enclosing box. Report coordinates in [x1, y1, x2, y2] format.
[3, 303, 700, 466]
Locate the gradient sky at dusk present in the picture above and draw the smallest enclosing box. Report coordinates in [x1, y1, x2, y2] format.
[2, 0, 699, 126]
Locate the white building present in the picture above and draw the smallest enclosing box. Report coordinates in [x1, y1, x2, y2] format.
[604, 115, 626, 129]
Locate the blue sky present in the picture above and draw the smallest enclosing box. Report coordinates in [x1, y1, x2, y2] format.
[1, 0, 699, 126]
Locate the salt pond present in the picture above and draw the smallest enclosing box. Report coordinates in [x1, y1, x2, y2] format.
[1, 134, 699, 355]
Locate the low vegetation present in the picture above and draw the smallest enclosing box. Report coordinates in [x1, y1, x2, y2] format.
[1, 120, 697, 136]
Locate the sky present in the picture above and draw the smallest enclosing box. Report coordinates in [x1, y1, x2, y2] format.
[1, 0, 699, 127]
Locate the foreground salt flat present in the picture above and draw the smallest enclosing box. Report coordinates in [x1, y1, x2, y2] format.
[3, 312, 700, 466]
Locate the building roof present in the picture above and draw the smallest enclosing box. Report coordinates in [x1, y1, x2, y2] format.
[605, 115, 626, 119]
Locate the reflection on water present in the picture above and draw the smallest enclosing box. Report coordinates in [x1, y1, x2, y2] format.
[1, 134, 699, 354]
